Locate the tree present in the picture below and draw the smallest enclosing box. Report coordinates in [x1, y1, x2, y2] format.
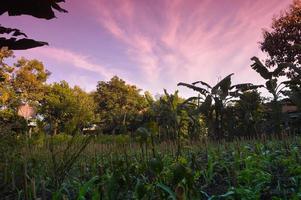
[178, 74, 263, 140]
[250, 57, 293, 135]
[251, 0, 301, 135]
[0, 49, 46, 134]
[0, 0, 67, 50]
[251, 57, 289, 102]
[68, 86, 96, 132]
[284, 64, 301, 109]
[1, 54, 50, 125]
[40, 81, 95, 135]
[13, 58, 50, 104]
[0, 48, 15, 106]
[260, 0, 301, 78]
[231, 91, 264, 138]
[157, 90, 188, 156]
[94, 76, 147, 134]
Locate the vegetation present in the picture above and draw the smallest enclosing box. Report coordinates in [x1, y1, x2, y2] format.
[1, 134, 301, 199]
[0, 0, 301, 199]
[94, 76, 148, 135]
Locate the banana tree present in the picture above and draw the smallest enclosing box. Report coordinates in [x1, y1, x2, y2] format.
[250, 56, 294, 135]
[229, 90, 264, 138]
[178, 73, 262, 140]
[157, 90, 188, 157]
[180, 99, 206, 140]
[283, 65, 301, 109]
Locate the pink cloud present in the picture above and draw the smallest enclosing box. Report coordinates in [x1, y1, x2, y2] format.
[90, 0, 292, 95]
[27, 47, 114, 79]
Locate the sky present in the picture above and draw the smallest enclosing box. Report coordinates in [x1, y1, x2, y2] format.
[0, 0, 293, 97]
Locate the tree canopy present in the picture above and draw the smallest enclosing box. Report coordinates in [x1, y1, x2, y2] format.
[40, 81, 95, 135]
[260, 0, 301, 78]
[94, 76, 148, 134]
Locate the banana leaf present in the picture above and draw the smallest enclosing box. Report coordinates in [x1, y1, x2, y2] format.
[251, 57, 272, 80]
[178, 82, 209, 96]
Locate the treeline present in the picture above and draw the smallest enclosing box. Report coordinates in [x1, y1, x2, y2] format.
[0, 0, 300, 141]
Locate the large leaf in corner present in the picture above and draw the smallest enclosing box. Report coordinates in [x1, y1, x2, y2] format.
[0, 37, 48, 50]
[0, 25, 27, 37]
[0, 0, 67, 20]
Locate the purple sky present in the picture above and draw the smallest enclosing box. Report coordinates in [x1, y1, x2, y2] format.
[0, 0, 292, 97]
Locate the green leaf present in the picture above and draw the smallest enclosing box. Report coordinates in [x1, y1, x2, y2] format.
[77, 176, 99, 200]
[157, 183, 177, 200]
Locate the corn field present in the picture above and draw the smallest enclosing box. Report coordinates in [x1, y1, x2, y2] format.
[1, 134, 301, 199]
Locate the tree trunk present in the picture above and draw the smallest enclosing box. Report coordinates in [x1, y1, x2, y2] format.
[53, 120, 58, 136]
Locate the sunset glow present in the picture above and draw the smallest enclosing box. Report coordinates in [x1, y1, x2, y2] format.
[0, 0, 292, 95]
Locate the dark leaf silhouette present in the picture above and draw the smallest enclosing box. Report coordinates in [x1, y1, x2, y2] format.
[251, 56, 291, 79]
[279, 62, 301, 76]
[177, 82, 209, 95]
[192, 81, 212, 88]
[211, 73, 234, 97]
[197, 96, 212, 113]
[272, 63, 290, 77]
[251, 57, 272, 80]
[0, 37, 48, 50]
[231, 83, 264, 92]
[182, 97, 202, 105]
[0, 25, 27, 37]
[229, 91, 240, 98]
[265, 79, 278, 94]
[0, 0, 67, 20]
[0, 0, 67, 50]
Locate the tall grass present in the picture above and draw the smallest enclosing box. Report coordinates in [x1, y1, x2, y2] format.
[1, 133, 301, 199]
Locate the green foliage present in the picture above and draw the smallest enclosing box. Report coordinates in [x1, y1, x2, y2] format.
[225, 91, 264, 138]
[260, 0, 301, 78]
[149, 157, 163, 175]
[0, 49, 50, 135]
[94, 76, 147, 134]
[2, 136, 301, 199]
[40, 81, 95, 135]
[179, 74, 262, 140]
[250, 57, 295, 135]
[13, 57, 50, 103]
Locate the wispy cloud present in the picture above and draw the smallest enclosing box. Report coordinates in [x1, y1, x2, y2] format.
[9, 0, 292, 95]
[90, 0, 291, 94]
[27, 47, 114, 80]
